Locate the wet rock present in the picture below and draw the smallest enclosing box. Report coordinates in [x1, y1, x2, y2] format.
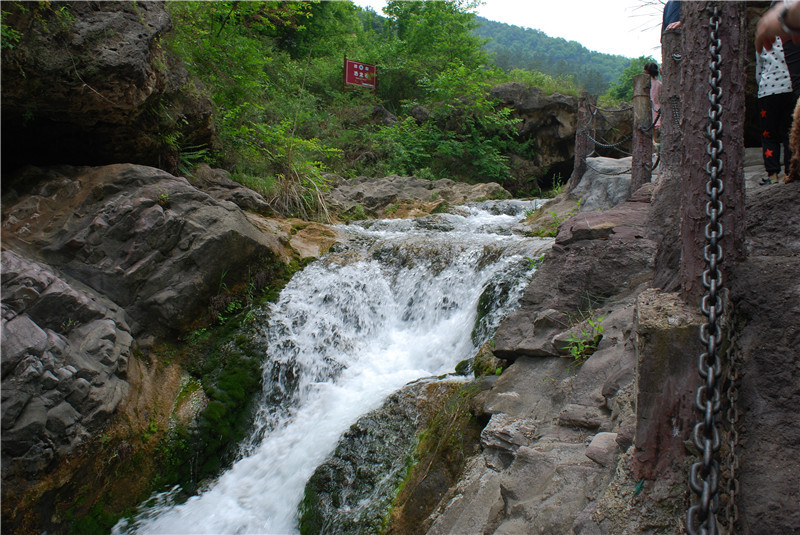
[300, 380, 461, 535]
[327, 174, 509, 216]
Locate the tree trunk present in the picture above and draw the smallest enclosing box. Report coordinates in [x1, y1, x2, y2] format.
[660, 28, 683, 181]
[631, 73, 653, 193]
[679, 2, 747, 305]
[566, 91, 596, 192]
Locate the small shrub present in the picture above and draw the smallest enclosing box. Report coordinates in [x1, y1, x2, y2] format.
[565, 314, 606, 371]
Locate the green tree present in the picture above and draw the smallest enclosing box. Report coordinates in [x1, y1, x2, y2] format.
[377, 0, 488, 107]
[604, 55, 657, 102]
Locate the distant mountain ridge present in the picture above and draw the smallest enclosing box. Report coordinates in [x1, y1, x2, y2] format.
[475, 16, 632, 95]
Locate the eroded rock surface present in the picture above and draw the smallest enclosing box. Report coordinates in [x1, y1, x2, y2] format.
[490, 83, 633, 182]
[328, 174, 509, 217]
[2, 164, 286, 336]
[494, 185, 656, 360]
[1, 250, 132, 479]
[732, 180, 800, 533]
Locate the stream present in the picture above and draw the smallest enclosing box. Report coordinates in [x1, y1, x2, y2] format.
[113, 200, 552, 534]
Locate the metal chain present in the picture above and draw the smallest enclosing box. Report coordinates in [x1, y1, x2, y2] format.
[670, 94, 682, 129]
[588, 102, 633, 114]
[688, 5, 725, 535]
[583, 130, 632, 152]
[641, 108, 662, 134]
[723, 320, 741, 533]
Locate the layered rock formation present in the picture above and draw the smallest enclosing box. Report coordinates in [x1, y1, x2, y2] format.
[2, 164, 285, 337]
[2, 250, 132, 480]
[328, 174, 509, 217]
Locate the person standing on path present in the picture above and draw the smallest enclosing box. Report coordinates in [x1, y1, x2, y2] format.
[756, 36, 796, 184]
[644, 62, 662, 131]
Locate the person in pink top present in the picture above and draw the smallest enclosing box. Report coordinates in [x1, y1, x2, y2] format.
[644, 62, 662, 143]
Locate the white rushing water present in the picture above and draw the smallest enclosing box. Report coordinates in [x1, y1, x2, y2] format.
[114, 200, 552, 535]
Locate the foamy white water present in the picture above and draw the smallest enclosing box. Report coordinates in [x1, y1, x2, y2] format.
[114, 200, 551, 535]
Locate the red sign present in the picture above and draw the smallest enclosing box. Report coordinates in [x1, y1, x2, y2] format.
[344, 58, 377, 90]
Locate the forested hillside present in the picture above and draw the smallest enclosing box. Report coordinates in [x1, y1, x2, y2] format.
[475, 17, 632, 95]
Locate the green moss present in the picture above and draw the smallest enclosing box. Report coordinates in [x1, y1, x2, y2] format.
[67, 502, 120, 535]
[298, 482, 325, 535]
[340, 204, 368, 222]
[382, 381, 484, 533]
[431, 201, 450, 214]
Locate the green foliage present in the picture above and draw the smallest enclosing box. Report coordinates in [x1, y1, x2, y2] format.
[524, 253, 545, 269]
[604, 55, 658, 102]
[164, 1, 340, 220]
[565, 314, 606, 369]
[66, 502, 120, 535]
[377, 0, 488, 107]
[530, 210, 565, 238]
[373, 75, 521, 182]
[505, 68, 579, 96]
[1, 11, 22, 49]
[158, 0, 617, 202]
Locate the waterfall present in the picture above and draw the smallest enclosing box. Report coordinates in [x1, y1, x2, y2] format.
[114, 200, 552, 535]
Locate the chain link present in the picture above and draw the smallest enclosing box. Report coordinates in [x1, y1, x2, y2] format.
[583, 130, 633, 152]
[723, 319, 741, 533]
[588, 102, 633, 114]
[687, 5, 725, 535]
[670, 94, 682, 129]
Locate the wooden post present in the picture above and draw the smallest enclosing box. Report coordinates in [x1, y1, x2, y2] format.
[631, 73, 653, 193]
[659, 29, 682, 182]
[679, 2, 746, 305]
[566, 91, 596, 192]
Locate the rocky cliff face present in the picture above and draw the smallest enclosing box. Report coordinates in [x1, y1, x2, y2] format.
[2, 250, 133, 481]
[0, 1, 213, 175]
[490, 82, 632, 187]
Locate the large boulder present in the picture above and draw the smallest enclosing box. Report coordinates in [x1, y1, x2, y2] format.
[327, 174, 509, 217]
[1, 164, 286, 336]
[571, 156, 634, 212]
[1, 250, 132, 480]
[0, 1, 213, 174]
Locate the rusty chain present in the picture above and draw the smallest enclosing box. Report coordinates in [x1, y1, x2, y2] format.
[723, 321, 741, 533]
[687, 5, 725, 535]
